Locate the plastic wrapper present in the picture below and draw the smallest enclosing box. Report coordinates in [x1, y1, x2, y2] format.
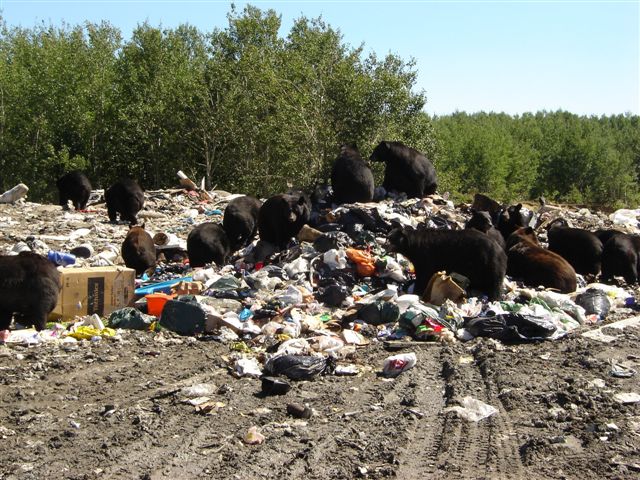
[323, 249, 348, 270]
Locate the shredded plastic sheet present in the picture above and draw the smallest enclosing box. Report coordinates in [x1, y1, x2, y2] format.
[2, 327, 66, 344]
[445, 396, 498, 422]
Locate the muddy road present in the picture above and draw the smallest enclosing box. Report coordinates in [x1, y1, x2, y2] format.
[1, 320, 638, 480]
[0, 197, 639, 479]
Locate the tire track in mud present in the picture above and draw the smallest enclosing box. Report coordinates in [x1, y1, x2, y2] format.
[0, 340, 232, 479]
[263, 345, 445, 480]
[408, 342, 524, 480]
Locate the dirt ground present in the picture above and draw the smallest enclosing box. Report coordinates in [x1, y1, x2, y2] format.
[1, 317, 639, 480]
[1, 198, 639, 479]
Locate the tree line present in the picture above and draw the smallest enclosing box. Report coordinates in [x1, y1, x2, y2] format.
[1, 5, 638, 207]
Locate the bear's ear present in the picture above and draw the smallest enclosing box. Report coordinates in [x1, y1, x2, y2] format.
[384, 141, 391, 149]
[297, 195, 307, 206]
[387, 227, 408, 251]
[389, 219, 404, 231]
[140, 222, 146, 230]
[515, 203, 522, 211]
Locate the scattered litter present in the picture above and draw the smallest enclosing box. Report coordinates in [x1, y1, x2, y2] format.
[264, 355, 331, 381]
[582, 316, 640, 343]
[609, 360, 637, 378]
[613, 392, 640, 404]
[243, 426, 265, 445]
[180, 383, 217, 398]
[381, 352, 417, 378]
[445, 396, 498, 422]
[234, 357, 263, 378]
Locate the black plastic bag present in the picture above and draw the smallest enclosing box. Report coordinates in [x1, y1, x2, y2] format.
[356, 301, 401, 326]
[315, 283, 349, 307]
[464, 313, 556, 342]
[313, 231, 353, 253]
[339, 208, 391, 234]
[263, 355, 332, 380]
[575, 289, 611, 319]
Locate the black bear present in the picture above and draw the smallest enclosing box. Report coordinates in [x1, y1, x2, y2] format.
[0, 252, 61, 331]
[187, 223, 231, 267]
[57, 171, 92, 211]
[121, 225, 156, 275]
[546, 219, 603, 276]
[506, 227, 577, 293]
[386, 227, 506, 300]
[497, 203, 529, 241]
[471, 193, 503, 225]
[223, 196, 262, 252]
[370, 141, 437, 198]
[331, 144, 375, 205]
[465, 210, 506, 250]
[258, 193, 310, 250]
[594, 228, 624, 246]
[600, 233, 640, 284]
[105, 179, 145, 225]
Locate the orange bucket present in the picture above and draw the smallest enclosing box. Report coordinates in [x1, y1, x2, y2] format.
[145, 293, 175, 317]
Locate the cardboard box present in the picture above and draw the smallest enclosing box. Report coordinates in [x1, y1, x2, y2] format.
[51, 266, 136, 320]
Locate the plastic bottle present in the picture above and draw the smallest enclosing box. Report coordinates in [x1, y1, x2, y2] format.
[47, 250, 76, 266]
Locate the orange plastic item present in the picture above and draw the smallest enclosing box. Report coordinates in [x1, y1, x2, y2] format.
[346, 248, 377, 277]
[145, 293, 175, 317]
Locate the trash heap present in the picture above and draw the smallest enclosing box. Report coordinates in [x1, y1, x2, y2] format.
[1, 185, 640, 387]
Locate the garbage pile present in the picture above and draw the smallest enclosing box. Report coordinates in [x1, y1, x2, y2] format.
[1, 183, 639, 386]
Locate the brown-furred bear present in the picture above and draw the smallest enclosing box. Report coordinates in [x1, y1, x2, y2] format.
[187, 223, 231, 268]
[546, 219, 603, 276]
[471, 193, 503, 225]
[105, 178, 145, 225]
[331, 144, 375, 205]
[258, 193, 310, 250]
[57, 171, 92, 211]
[223, 196, 263, 252]
[386, 227, 506, 300]
[506, 227, 576, 293]
[0, 252, 61, 331]
[600, 233, 640, 284]
[465, 210, 506, 250]
[121, 225, 156, 276]
[370, 141, 437, 198]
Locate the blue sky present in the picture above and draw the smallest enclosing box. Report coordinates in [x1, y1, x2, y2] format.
[1, 1, 638, 116]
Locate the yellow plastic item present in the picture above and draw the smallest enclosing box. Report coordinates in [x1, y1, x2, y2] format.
[66, 326, 116, 340]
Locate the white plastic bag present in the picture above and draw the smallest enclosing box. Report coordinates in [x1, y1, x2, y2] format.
[445, 396, 498, 422]
[382, 352, 417, 378]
